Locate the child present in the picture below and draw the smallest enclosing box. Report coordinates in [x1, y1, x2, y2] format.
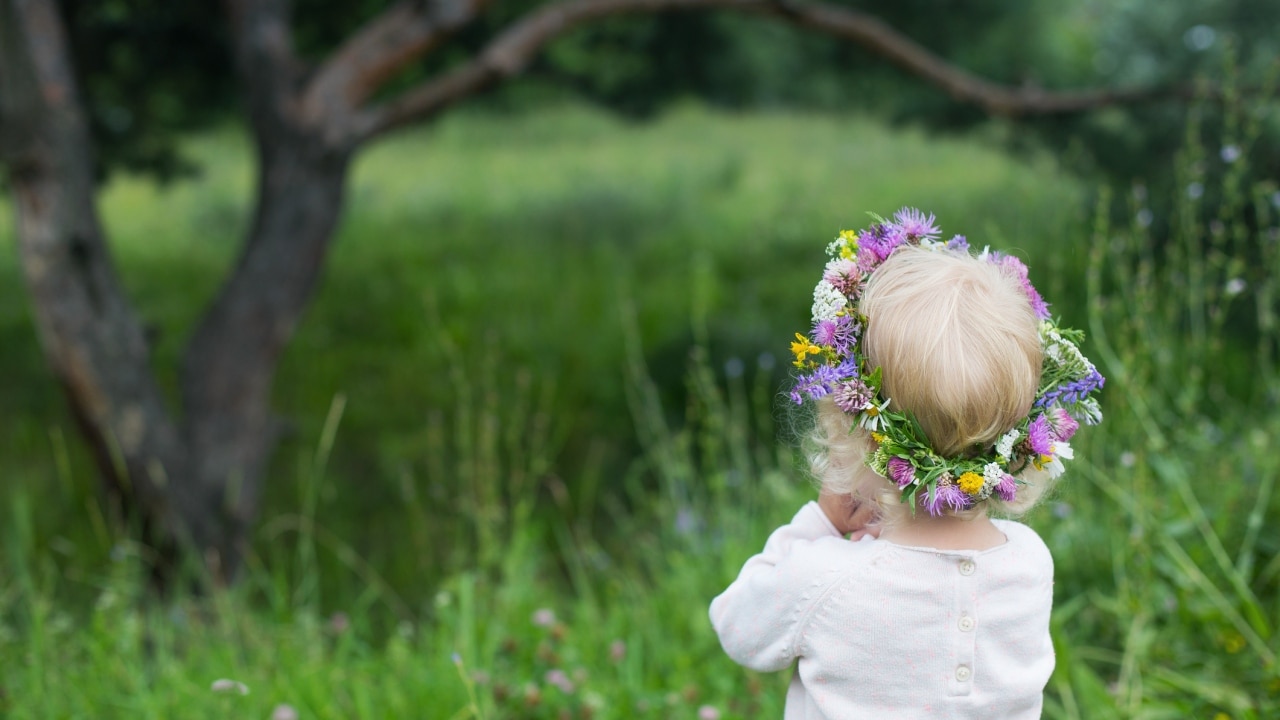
[710, 209, 1104, 719]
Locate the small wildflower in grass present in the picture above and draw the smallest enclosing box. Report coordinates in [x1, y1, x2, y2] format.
[1188, 182, 1205, 199]
[957, 472, 984, 496]
[1221, 145, 1241, 163]
[328, 612, 350, 635]
[1225, 278, 1247, 296]
[544, 669, 575, 694]
[271, 704, 299, 720]
[609, 639, 626, 662]
[532, 608, 556, 628]
[698, 704, 722, 720]
[210, 678, 249, 695]
[1136, 208, 1153, 228]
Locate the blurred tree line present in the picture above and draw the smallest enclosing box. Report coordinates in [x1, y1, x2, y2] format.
[73, 0, 1279, 186]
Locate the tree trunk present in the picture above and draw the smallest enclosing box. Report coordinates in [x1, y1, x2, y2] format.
[1, 0, 350, 583]
[178, 137, 351, 579]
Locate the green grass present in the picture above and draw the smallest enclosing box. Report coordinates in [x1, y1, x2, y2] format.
[2, 101, 1278, 717]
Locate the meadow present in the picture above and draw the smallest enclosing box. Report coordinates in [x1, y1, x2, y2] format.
[0, 101, 1277, 718]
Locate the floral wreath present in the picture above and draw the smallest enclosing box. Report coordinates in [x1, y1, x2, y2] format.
[790, 208, 1105, 516]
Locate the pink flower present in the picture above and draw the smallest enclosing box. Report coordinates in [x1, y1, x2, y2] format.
[995, 473, 1018, 502]
[544, 669, 575, 694]
[1027, 415, 1055, 457]
[609, 639, 627, 663]
[887, 457, 916, 488]
[698, 706, 722, 720]
[531, 608, 556, 628]
[1048, 407, 1079, 441]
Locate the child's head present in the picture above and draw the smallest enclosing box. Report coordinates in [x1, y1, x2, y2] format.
[808, 245, 1051, 523]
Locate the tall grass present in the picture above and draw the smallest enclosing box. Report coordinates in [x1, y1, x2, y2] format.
[1, 100, 1278, 717]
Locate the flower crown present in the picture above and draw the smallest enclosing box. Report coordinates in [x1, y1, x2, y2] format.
[790, 208, 1104, 516]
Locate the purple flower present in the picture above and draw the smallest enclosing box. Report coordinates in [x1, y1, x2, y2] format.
[1048, 407, 1079, 441]
[1036, 369, 1106, 408]
[989, 252, 1050, 320]
[946, 234, 969, 251]
[832, 378, 873, 413]
[1027, 415, 1055, 456]
[811, 315, 859, 355]
[995, 473, 1018, 502]
[922, 484, 970, 516]
[887, 457, 916, 488]
[890, 207, 941, 242]
[859, 224, 900, 262]
[793, 365, 842, 402]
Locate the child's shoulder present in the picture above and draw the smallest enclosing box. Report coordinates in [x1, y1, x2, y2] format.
[991, 518, 1054, 572]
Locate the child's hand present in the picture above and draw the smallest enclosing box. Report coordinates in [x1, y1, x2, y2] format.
[818, 492, 880, 540]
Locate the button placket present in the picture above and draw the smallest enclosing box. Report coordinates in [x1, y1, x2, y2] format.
[949, 556, 978, 696]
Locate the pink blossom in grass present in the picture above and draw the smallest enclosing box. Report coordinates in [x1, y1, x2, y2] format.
[271, 705, 299, 720]
[531, 608, 556, 628]
[610, 639, 627, 663]
[698, 706, 722, 720]
[544, 668, 575, 694]
[887, 457, 916, 488]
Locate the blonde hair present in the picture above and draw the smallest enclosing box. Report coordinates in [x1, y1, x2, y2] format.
[807, 245, 1051, 524]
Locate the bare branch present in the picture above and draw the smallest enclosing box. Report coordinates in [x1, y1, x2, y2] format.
[301, 0, 489, 137]
[350, 0, 1177, 145]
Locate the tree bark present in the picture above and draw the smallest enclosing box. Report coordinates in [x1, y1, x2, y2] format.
[0, 0, 186, 555]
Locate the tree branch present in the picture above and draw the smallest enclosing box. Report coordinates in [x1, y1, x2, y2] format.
[301, 0, 489, 142]
[349, 0, 1179, 145]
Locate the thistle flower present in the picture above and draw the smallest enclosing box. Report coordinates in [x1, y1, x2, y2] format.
[887, 457, 916, 488]
[812, 315, 859, 355]
[1027, 415, 1055, 457]
[891, 207, 941, 241]
[946, 234, 969, 251]
[923, 483, 969, 516]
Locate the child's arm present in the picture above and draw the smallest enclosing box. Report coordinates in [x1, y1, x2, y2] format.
[708, 501, 847, 672]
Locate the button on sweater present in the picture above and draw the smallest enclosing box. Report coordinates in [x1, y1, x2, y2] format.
[710, 502, 1055, 719]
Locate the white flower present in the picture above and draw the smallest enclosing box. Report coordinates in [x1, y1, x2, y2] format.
[995, 429, 1019, 460]
[1050, 441, 1074, 461]
[983, 462, 1006, 485]
[811, 280, 848, 322]
[857, 398, 891, 431]
[1073, 398, 1104, 425]
[1041, 455, 1066, 478]
[826, 239, 848, 257]
[210, 679, 249, 696]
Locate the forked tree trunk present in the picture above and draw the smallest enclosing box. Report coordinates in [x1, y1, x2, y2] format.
[0, 0, 349, 582]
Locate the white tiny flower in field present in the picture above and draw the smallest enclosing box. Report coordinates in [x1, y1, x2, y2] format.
[1225, 278, 1247, 296]
[1183, 24, 1215, 51]
[531, 608, 556, 628]
[210, 678, 249, 696]
[1187, 182, 1204, 200]
[1119, 451, 1136, 468]
[1221, 145, 1241, 163]
[271, 704, 299, 720]
[1136, 209, 1153, 228]
[434, 590, 452, 608]
[698, 705, 722, 720]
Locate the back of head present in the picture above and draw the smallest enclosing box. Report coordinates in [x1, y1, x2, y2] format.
[860, 246, 1042, 457]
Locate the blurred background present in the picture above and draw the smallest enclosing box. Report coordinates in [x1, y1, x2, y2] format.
[1, 0, 1279, 717]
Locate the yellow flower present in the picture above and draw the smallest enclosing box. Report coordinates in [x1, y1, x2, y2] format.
[957, 472, 984, 496]
[790, 333, 821, 366]
[871, 432, 886, 444]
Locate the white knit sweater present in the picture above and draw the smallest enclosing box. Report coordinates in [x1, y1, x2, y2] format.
[710, 502, 1055, 719]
